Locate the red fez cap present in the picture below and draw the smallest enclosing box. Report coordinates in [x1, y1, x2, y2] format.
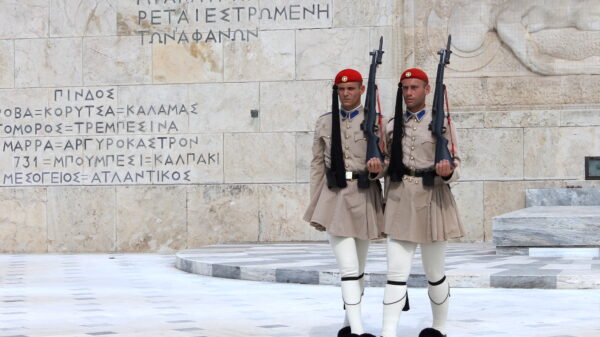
[400, 68, 429, 84]
[334, 69, 363, 85]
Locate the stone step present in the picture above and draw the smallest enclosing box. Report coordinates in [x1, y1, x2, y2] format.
[175, 243, 600, 289]
[493, 206, 600, 249]
[526, 188, 600, 207]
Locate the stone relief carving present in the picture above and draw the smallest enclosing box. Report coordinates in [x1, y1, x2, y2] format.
[427, 0, 600, 75]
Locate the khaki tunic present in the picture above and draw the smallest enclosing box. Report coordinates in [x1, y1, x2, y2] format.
[382, 110, 465, 243]
[303, 108, 385, 240]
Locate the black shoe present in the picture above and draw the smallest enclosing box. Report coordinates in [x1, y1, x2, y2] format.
[338, 326, 351, 337]
[359, 334, 376, 337]
[419, 328, 446, 337]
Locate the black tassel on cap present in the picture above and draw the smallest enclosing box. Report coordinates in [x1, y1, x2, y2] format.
[388, 83, 407, 181]
[329, 85, 347, 188]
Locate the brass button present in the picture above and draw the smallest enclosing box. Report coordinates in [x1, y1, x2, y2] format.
[345, 145, 349, 149]
[412, 136, 415, 141]
[411, 146, 415, 150]
[345, 154, 349, 159]
[347, 124, 351, 129]
[413, 127, 417, 131]
[345, 134, 349, 139]
[410, 156, 414, 160]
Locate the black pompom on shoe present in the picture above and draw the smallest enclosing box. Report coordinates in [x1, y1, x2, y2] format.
[419, 328, 447, 337]
[338, 326, 351, 337]
[359, 334, 376, 337]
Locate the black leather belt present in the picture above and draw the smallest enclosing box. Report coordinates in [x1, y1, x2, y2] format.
[405, 168, 435, 177]
[345, 171, 363, 181]
[403, 168, 436, 187]
[326, 169, 373, 190]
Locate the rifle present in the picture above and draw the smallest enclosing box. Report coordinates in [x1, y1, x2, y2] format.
[430, 35, 454, 168]
[361, 36, 384, 164]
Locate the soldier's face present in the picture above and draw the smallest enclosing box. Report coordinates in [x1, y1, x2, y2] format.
[401, 78, 430, 112]
[337, 82, 365, 111]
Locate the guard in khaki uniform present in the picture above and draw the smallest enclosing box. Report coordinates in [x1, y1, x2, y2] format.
[303, 69, 384, 337]
[370, 68, 464, 337]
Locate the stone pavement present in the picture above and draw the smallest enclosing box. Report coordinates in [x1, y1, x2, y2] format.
[176, 243, 600, 289]
[1, 253, 600, 337]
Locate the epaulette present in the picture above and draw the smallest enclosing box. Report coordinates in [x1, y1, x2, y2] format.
[318, 112, 332, 119]
[387, 117, 395, 124]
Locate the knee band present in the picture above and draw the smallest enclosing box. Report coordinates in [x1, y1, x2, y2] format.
[428, 275, 446, 286]
[427, 275, 450, 306]
[341, 272, 365, 282]
[341, 273, 364, 307]
[384, 280, 410, 311]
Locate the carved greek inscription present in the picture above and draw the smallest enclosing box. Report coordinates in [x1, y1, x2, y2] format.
[136, 1, 331, 44]
[0, 88, 221, 186]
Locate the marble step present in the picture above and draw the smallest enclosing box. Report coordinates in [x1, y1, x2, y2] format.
[176, 243, 600, 289]
[526, 188, 600, 207]
[493, 206, 600, 249]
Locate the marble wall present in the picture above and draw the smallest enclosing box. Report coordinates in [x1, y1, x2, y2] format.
[406, 0, 600, 241]
[0, 0, 599, 252]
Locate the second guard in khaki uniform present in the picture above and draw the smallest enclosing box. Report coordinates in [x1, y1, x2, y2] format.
[303, 69, 384, 337]
[370, 68, 465, 337]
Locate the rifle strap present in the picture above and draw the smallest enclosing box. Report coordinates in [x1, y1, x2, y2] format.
[376, 86, 386, 151]
[444, 86, 455, 159]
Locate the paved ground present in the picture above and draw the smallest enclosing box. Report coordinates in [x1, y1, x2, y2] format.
[176, 243, 600, 289]
[1, 253, 600, 337]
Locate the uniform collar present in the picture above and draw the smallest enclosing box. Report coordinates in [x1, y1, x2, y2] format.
[341, 107, 361, 120]
[405, 109, 426, 122]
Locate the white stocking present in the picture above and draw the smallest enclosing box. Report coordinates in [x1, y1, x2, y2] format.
[382, 239, 417, 337]
[421, 241, 449, 335]
[343, 238, 369, 328]
[329, 234, 367, 335]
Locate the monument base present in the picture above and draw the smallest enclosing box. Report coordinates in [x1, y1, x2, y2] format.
[493, 188, 600, 257]
[496, 246, 600, 258]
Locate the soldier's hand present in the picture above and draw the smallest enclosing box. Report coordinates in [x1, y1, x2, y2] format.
[310, 222, 326, 232]
[367, 158, 383, 173]
[435, 159, 454, 178]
